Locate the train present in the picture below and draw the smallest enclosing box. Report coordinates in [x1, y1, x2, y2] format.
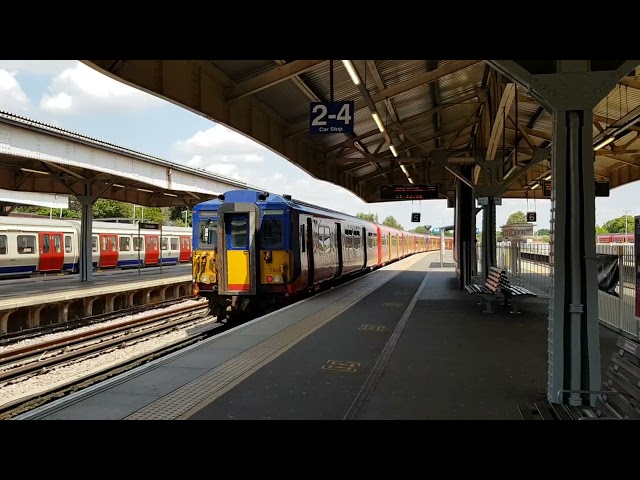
[0, 216, 192, 277]
[596, 233, 634, 244]
[191, 189, 453, 321]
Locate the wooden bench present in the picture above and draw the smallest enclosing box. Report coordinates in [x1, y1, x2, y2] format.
[499, 273, 537, 314]
[518, 336, 640, 420]
[464, 266, 507, 313]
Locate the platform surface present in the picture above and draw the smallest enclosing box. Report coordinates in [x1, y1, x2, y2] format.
[0, 264, 192, 309]
[15, 251, 620, 420]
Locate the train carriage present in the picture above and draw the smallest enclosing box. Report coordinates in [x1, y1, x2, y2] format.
[192, 189, 451, 322]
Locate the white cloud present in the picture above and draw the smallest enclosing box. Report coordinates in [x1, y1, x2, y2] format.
[0, 60, 76, 76]
[40, 62, 164, 114]
[175, 125, 267, 164]
[0, 70, 30, 112]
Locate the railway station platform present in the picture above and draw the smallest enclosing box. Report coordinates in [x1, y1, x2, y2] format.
[0, 265, 193, 334]
[14, 250, 620, 420]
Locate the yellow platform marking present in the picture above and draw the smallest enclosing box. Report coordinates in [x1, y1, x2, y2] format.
[359, 324, 388, 332]
[322, 360, 361, 373]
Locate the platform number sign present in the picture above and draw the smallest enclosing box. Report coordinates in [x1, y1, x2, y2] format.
[411, 213, 421, 223]
[309, 101, 354, 134]
[527, 212, 537, 222]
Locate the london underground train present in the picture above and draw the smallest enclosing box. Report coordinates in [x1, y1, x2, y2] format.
[191, 189, 453, 321]
[0, 216, 192, 277]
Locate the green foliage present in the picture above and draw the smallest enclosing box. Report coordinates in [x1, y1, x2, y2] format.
[506, 211, 527, 225]
[595, 225, 607, 234]
[356, 212, 379, 223]
[382, 215, 403, 230]
[536, 228, 550, 236]
[602, 215, 634, 234]
[411, 225, 429, 234]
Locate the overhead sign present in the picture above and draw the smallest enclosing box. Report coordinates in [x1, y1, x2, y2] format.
[595, 181, 610, 197]
[477, 197, 488, 206]
[527, 212, 537, 222]
[541, 180, 552, 198]
[138, 222, 160, 230]
[309, 101, 354, 134]
[411, 213, 421, 223]
[380, 184, 438, 201]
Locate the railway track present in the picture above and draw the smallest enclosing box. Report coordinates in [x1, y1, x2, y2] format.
[0, 299, 220, 419]
[0, 296, 198, 346]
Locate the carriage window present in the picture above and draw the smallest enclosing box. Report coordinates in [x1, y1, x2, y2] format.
[65, 235, 72, 253]
[0, 235, 6, 255]
[17, 235, 36, 254]
[318, 225, 331, 253]
[120, 237, 131, 251]
[110, 236, 117, 252]
[41, 234, 50, 254]
[102, 236, 108, 251]
[198, 220, 218, 249]
[230, 219, 247, 248]
[171, 238, 179, 250]
[92, 236, 98, 253]
[260, 218, 283, 249]
[300, 225, 305, 253]
[161, 237, 168, 250]
[54, 235, 62, 253]
[133, 237, 144, 251]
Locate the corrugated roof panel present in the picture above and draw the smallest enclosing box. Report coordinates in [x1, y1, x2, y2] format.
[209, 60, 276, 82]
[392, 84, 433, 120]
[594, 85, 640, 121]
[376, 60, 429, 87]
[301, 60, 380, 102]
[254, 80, 319, 124]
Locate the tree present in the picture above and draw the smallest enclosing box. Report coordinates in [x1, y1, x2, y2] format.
[506, 211, 527, 225]
[537, 228, 550, 236]
[382, 215, 403, 230]
[356, 212, 379, 223]
[595, 225, 607, 234]
[411, 225, 429, 234]
[602, 215, 634, 234]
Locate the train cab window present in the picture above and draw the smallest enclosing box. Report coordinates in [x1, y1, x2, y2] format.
[17, 235, 36, 254]
[133, 237, 144, 251]
[92, 237, 98, 253]
[260, 218, 283, 249]
[199, 220, 218, 249]
[161, 237, 168, 250]
[171, 238, 179, 250]
[120, 237, 131, 251]
[0, 235, 6, 255]
[54, 235, 62, 254]
[65, 235, 72, 253]
[230, 219, 247, 248]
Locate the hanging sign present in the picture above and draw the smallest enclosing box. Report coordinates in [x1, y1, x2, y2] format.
[411, 213, 421, 222]
[527, 212, 537, 222]
[309, 101, 354, 134]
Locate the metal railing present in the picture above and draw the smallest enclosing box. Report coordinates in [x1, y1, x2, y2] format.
[476, 240, 639, 339]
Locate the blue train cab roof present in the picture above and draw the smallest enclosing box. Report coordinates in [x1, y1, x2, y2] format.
[193, 189, 373, 225]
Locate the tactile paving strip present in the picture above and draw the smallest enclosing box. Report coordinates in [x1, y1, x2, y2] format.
[124, 254, 428, 420]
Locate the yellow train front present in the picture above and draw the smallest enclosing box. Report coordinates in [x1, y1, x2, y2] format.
[192, 190, 294, 322]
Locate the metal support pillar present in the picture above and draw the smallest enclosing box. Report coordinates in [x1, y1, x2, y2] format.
[488, 59, 639, 407]
[481, 197, 497, 280]
[440, 228, 445, 267]
[77, 196, 95, 282]
[454, 165, 474, 289]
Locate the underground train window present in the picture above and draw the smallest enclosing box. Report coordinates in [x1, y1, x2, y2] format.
[65, 235, 72, 253]
[92, 237, 98, 252]
[0, 235, 6, 255]
[133, 237, 143, 251]
[198, 220, 217, 249]
[171, 238, 179, 250]
[230, 219, 248, 248]
[17, 235, 36, 254]
[120, 236, 131, 251]
[260, 217, 283, 249]
[162, 237, 168, 250]
[54, 235, 62, 253]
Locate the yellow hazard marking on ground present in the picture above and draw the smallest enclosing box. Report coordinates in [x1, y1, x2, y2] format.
[359, 324, 388, 332]
[322, 360, 361, 372]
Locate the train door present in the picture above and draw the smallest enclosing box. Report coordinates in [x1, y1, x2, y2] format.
[145, 235, 160, 265]
[38, 232, 64, 271]
[335, 222, 343, 278]
[222, 212, 252, 293]
[307, 217, 315, 286]
[361, 227, 367, 268]
[179, 236, 191, 262]
[99, 233, 118, 268]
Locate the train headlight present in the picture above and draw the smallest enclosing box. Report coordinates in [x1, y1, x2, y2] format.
[201, 274, 209, 283]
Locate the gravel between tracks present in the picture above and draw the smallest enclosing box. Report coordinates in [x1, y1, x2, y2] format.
[0, 299, 216, 407]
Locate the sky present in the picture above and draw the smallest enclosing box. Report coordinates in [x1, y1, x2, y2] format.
[0, 60, 638, 233]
